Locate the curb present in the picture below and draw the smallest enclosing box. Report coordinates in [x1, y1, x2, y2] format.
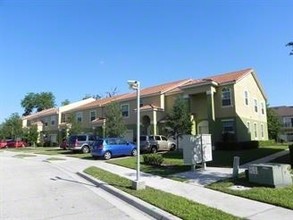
[77, 171, 181, 220]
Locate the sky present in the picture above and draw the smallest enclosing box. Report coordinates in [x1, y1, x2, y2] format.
[0, 0, 293, 123]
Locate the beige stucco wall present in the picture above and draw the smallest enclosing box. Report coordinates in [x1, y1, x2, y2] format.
[234, 73, 267, 123]
[213, 85, 237, 118]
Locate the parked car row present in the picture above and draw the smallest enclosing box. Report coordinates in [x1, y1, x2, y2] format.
[60, 133, 176, 160]
[0, 139, 27, 149]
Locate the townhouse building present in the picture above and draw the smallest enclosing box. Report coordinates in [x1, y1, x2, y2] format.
[271, 106, 293, 142]
[22, 98, 95, 144]
[22, 68, 268, 145]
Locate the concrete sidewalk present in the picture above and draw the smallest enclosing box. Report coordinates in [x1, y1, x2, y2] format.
[93, 161, 293, 220]
[2, 149, 293, 219]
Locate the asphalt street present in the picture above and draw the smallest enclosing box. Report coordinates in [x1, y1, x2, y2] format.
[0, 153, 154, 220]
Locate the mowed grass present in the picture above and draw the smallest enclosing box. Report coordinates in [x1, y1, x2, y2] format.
[5, 146, 94, 159]
[108, 145, 289, 178]
[84, 166, 239, 220]
[208, 173, 293, 210]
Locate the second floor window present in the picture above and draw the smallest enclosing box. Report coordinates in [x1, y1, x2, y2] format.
[76, 112, 83, 123]
[244, 91, 249, 106]
[283, 117, 293, 128]
[221, 88, 232, 107]
[121, 104, 129, 117]
[51, 116, 56, 126]
[90, 111, 96, 122]
[261, 102, 265, 115]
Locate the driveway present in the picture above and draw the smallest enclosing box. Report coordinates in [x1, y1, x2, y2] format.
[0, 152, 154, 220]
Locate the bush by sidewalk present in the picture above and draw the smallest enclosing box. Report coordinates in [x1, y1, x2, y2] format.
[289, 144, 293, 166]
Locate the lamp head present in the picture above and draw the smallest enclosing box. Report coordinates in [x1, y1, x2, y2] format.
[127, 80, 139, 90]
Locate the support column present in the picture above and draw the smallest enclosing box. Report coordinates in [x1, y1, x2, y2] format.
[206, 87, 216, 140]
[183, 94, 196, 135]
[153, 111, 157, 135]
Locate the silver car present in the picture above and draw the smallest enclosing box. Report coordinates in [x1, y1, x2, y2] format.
[67, 134, 97, 153]
[139, 135, 176, 153]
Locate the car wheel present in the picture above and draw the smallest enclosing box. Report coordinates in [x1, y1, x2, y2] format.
[150, 146, 157, 153]
[170, 144, 176, 151]
[103, 151, 112, 160]
[131, 149, 137, 156]
[82, 146, 90, 154]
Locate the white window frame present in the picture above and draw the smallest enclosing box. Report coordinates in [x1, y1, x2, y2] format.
[221, 119, 235, 134]
[50, 115, 56, 126]
[261, 124, 264, 139]
[221, 87, 232, 107]
[244, 91, 249, 106]
[254, 99, 258, 113]
[90, 110, 96, 122]
[261, 102, 265, 115]
[121, 104, 130, 118]
[76, 112, 83, 123]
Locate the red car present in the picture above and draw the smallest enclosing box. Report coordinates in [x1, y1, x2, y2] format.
[0, 140, 7, 148]
[6, 140, 27, 148]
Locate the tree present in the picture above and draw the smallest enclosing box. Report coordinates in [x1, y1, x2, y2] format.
[267, 105, 281, 141]
[166, 96, 192, 149]
[286, 42, 293, 55]
[105, 102, 126, 137]
[61, 99, 70, 106]
[67, 113, 83, 135]
[23, 124, 39, 146]
[21, 92, 55, 115]
[1, 113, 23, 139]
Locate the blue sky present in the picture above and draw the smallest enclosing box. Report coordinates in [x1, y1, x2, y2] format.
[0, 0, 292, 123]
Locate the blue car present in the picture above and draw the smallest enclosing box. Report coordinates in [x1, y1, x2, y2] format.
[91, 137, 137, 160]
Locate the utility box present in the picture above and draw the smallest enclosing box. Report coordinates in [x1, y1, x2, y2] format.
[248, 163, 292, 188]
[182, 134, 212, 165]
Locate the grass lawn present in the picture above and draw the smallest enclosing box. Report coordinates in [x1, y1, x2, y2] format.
[207, 174, 293, 210]
[5, 146, 94, 160]
[108, 145, 289, 178]
[84, 166, 239, 220]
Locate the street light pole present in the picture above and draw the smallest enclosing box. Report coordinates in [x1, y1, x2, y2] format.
[127, 80, 145, 190]
[136, 81, 140, 181]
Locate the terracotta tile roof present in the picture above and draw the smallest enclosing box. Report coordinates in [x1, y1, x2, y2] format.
[271, 106, 293, 117]
[118, 79, 192, 101]
[181, 68, 252, 87]
[22, 108, 58, 120]
[63, 94, 129, 112]
[206, 68, 253, 84]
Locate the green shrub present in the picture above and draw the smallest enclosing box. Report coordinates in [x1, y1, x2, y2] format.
[258, 140, 276, 146]
[143, 153, 164, 166]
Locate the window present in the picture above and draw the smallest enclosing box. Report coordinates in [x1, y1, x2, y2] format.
[254, 123, 258, 139]
[261, 102, 265, 115]
[261, 124, 264, 138]
[76, 112, 83, 123]
[254, 99, 258, 113]
[90, 111, 96, 122]
[283, 117, 293, 128]
[244, 91, 249, 106]
[51, 116, 56, 126]
[221, 88, 232, 107]
[222, 119, 234, 133]
[247, 121, 250, 133]
[43, 118, 48, 127]
[121, 104, 129, 117]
